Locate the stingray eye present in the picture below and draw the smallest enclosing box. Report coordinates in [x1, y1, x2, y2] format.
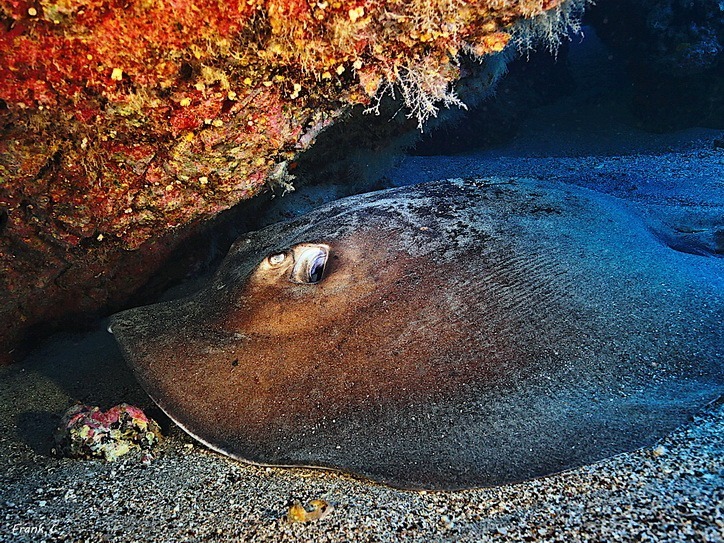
[268, 253, 287, 267]
[291, 246, 329, 284]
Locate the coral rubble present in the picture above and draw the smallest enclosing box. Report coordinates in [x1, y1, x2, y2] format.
[53, 403, 162, 461]
[0, 0, 584, 362]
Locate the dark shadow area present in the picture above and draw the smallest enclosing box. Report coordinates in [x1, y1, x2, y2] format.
[587, 0, 723, 132]
[412, 5, 722, 157]
[9, 323, 174, 456]
[412, 44, 575, 156]
[14, 411, 60, 456]
[24, 326, 141, 403]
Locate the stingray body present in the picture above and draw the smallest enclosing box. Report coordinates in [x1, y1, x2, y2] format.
[111, 178, 723, 490]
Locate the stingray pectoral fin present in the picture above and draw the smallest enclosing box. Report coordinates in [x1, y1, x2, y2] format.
[110, 291, 336, 466]
[110, 178, 724, 490]
[110, 296, 241, 443]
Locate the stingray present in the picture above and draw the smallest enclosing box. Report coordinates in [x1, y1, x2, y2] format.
[111, 178, 723, 490]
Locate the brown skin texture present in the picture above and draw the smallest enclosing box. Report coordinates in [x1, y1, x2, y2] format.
[0, 0, 576, 363]
[212, 235, 480, 430]
[110, 179, 723, 489]
[113, 230, 529, 441]
[120, 235, 454, 431]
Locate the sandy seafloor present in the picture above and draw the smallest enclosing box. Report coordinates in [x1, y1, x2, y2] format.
[2, 57, 724, 542]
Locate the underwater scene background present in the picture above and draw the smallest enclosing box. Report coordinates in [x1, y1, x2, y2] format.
[1, 1, 722, 541]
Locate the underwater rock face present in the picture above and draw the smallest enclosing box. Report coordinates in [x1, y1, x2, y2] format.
[111, 178, 723, 490]
[588, 0, 723, 129]
[590, 0, 722, 76]
[0, 0, 585, 363]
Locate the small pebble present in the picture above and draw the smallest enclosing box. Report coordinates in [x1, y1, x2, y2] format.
[652, 445, 668, 457]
